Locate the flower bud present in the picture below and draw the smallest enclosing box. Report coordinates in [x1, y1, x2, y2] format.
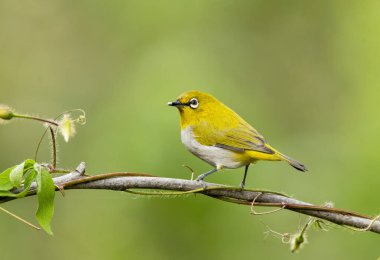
[291, 232, 307, 253]
[0, 105, 14, 121]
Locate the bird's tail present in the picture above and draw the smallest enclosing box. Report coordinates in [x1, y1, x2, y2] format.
[278, 152, 308, 172]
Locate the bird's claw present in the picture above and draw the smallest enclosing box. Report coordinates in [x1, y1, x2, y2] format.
[194, 177, 207, 189]
[195, 174, 206, 182]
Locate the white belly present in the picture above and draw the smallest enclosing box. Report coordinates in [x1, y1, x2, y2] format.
[181, 127, 245, 169]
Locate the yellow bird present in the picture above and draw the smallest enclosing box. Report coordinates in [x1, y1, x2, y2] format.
[168, 90, 307, 188]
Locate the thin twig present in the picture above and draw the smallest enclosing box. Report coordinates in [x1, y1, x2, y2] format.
[250, 192, 286, 215]
[12, 114, 58, 126]
[49, 126, 57, 169]
[0, 206, 41, 230]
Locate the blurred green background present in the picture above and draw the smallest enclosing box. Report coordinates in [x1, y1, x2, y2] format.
[0, 0, 379, 259]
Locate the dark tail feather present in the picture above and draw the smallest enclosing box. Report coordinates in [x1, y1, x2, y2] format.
[279, 153, 308, 172]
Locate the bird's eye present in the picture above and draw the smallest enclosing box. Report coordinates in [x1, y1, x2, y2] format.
[189, 98, 199, 109]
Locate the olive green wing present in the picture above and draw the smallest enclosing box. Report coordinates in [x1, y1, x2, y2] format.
[213, 123, 274, 154]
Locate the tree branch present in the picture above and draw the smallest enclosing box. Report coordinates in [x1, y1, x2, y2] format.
[1, 163, 379, 234]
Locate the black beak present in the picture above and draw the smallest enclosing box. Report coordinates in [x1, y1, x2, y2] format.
[167, 100, 182, 107]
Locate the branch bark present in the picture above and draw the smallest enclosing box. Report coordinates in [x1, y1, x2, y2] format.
[1, 163, 379, 234]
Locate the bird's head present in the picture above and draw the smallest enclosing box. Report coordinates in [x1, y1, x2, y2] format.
[168, 90, 222, 129]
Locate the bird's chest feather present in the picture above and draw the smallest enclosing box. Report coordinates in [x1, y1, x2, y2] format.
[180, 127, 249, 169]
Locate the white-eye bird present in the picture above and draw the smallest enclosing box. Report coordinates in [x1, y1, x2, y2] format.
[168, 90, 307, 188]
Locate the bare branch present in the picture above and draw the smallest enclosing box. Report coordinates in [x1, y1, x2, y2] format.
[1, 163, 379, 234]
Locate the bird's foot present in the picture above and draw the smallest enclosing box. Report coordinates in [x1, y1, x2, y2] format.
[195, 174, 206, 182]
[195, 168, 217, 182]
[194, 176, 208, 189]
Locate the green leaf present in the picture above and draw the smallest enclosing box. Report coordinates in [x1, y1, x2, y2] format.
[0, 167, 15, 191]
[0, 190, 19, 197]
[0, 169, 37, 198]
[9, 161, 25, 188]
[16, 170, 38, 198]
[35, 163, 55, 235]
[23, 159, 35, 171]
[0, 159, 36, 192]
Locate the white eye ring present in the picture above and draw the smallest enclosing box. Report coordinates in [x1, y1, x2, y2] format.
[189, 98, 199, 109]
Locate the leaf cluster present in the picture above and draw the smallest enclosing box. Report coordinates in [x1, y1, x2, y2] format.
[0, 160, 55, 234]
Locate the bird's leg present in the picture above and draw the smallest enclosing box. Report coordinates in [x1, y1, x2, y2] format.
[240, 165, 250, 189]
[195, 168, 218, 181]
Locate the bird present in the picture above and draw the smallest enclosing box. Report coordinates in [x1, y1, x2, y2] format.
[168, 90, 307, 188]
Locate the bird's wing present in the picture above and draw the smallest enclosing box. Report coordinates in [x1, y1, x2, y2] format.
[194, 121, 275, 154]
[214, 123, 274, 154]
